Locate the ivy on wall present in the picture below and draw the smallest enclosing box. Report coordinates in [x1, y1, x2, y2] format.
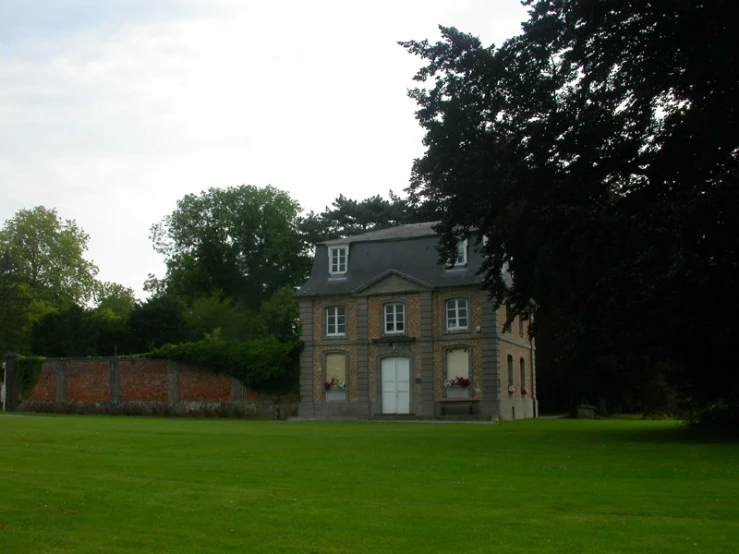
[17, 356, 45, 398]
[146, 337, 302, 394]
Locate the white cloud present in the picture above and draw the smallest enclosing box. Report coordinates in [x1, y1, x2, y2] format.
[0, 0, 526, 297]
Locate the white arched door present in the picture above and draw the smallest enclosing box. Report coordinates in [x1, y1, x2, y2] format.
[381, 357, 410, 414]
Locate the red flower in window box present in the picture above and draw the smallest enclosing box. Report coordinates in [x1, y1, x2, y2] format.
[444, 376, 471, 388]
[324, 378, 346, 391]
[521, 387, 528, 395]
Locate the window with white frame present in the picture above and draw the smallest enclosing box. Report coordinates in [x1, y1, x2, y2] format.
[326, 306, 346, 336]
[445, 298, 469, 331]
[454, 239, 468, 266]
[384, 303, 405, 334]
[328, 245, 348, 275]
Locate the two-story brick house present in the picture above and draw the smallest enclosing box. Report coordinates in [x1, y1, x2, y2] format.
[296, 222, 536, 420]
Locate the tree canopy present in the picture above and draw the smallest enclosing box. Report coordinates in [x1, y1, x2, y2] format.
[0, 206, 99, 317]
[150, 185, 310, 309]
[300, 191, 423, 245]
[401, 1, 739, 416]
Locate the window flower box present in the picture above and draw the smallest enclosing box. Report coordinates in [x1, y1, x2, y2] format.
[326, 390, 346, 402]
[324, 378, 346, 402]
[446, 387, 470, 399]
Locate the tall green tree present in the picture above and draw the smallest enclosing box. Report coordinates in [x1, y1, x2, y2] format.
[0, 251, 32, 354]
[94, 282, 137, 319]
[183, 291, 253, 342]
[31, 304, 99, 357]
[0, 206, 98, 317]
[128, 295, 192, 352]
[401, 2, 739, 415]
[150, 185, 310, 308]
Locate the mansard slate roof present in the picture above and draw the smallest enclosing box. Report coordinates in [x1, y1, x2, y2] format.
[321, 222, 439, 245]
[297, 222, 485, 297]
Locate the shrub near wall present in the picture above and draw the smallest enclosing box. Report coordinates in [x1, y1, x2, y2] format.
[147, 337, 301, 394]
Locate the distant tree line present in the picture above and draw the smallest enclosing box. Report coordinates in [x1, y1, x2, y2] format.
[0, 189, 432, 392]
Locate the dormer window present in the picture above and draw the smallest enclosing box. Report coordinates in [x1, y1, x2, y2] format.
[329, 245, 348, 275]
[454, 239, 468, 266]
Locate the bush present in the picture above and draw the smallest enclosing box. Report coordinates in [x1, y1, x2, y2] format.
[683, 394, 739, 433]
[146, 337, 302, 393]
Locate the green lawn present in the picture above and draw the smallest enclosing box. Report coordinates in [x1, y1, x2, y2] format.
[0, 416, 737, 553]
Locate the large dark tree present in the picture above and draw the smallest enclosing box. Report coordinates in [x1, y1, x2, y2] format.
[401, 1, 739, 417]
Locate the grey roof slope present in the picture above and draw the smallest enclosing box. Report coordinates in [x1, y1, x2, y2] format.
[298, 229, 485, 297]
[321, 222, 440, 245]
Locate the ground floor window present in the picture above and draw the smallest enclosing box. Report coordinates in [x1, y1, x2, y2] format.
[325, 352, 347, 401]
[445, 348, 470, 398]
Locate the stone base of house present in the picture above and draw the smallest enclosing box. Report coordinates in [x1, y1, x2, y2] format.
[498, 397, 537, 420]
[299, 397, 536, 421]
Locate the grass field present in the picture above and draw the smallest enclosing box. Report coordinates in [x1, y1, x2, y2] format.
[0, 416, 737, 553]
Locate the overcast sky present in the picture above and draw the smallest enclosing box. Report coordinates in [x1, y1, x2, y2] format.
[1, 0, 527, 298]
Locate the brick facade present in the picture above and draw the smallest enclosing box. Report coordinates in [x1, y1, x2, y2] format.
[301, 283, 536, 420]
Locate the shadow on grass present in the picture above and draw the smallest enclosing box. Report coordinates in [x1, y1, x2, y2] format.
[586, 422, 739, 445]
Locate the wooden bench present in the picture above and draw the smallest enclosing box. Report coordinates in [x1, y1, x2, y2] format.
[436, 398, 480, 416]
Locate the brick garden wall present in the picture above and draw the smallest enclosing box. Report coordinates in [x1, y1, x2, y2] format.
[19, 357, 297, 419]
[67, 361, 110, 403]
[120, 359, 167, 402]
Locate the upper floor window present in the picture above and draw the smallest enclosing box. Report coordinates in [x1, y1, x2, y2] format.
[326, 306, 346, 336]
[329, 245, 348, 275]
[519, 315, 525, 338]
[504, 303, 512, 333]
[454, 239, 468, 266]
[520, 357, 526, 388]
[384, 303, 405, 334]
[446, 298, 469, 331]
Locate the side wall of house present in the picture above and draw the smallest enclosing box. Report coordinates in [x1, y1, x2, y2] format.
[496, 306, 537, 420]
